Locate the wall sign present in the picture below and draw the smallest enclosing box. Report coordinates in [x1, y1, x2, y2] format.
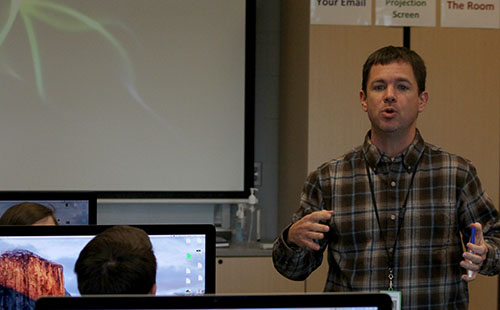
[310, 0, 500, 29]
[311, 0, 372, 25]
[441, 0, 500, 28]
[375, 0, 436, 26]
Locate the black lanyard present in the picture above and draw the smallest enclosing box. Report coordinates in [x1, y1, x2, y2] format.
[364, 155, 420, 290]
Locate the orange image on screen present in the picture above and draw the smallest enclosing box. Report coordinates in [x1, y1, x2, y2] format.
[0, 249, 65, 300]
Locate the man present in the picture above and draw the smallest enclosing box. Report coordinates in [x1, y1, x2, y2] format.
[273, 46, 500, 309]
[74, 225, 157, 295]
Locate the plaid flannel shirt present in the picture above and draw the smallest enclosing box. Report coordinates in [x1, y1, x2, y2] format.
[273, 130, 500, 310]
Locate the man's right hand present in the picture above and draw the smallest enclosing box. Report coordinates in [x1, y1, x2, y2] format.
[287, 210, 334, 251]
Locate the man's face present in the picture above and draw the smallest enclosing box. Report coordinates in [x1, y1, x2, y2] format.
[360, 61, 428, 137]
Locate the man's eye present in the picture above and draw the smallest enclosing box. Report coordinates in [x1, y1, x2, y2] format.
[373, 85, 384, 91]
[398, 84, 409, 90]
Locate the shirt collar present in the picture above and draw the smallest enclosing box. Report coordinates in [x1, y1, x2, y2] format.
[362, 129, 425, 173]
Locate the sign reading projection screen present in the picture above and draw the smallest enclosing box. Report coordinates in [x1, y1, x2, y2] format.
[0, 0, 248, 195]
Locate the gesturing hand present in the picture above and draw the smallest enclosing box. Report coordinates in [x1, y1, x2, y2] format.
[287, 210, 334, 251]
[461, 222, 488, 282]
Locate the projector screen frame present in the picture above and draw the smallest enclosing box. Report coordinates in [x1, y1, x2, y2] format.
[0, 0, 256, 201]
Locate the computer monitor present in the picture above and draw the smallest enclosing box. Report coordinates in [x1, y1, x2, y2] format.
[0, 191, 97, 225]
[34, 293, 393, 310]
[0, 224, 215, 308]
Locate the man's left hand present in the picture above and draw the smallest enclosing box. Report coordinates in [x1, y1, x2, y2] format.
[461, 222, 488, 282]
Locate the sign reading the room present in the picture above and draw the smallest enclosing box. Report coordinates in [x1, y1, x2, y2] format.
[375, 0, 436, 27]
[441, 0, 500, 28]
[310, 0, 372, 25]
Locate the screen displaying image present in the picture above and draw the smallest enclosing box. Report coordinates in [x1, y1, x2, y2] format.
[0, 234, 207, 308]
[0, 0, 250, 197]
[0, 200, 91, 225]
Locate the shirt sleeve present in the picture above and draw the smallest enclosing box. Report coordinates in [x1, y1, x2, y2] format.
[272, 168, 330, 281]
[458, 161, 500, 276]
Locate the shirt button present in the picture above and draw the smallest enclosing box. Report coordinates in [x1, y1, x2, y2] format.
[390, 181, 396, 187]
[390, 214, 396, 221]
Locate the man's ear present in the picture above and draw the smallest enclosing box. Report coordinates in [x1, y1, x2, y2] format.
[360, 90, 368, 112]
[149, 283, 157, 295]
[418, 91, 429, 113]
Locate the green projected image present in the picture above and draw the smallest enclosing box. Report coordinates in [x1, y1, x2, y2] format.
[0, 0, 156, 116]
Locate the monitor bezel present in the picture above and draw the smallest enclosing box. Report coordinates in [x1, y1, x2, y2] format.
[0, 191, 98, 225]
[0, 224, 216, 295]
[35, 293, 393, 310]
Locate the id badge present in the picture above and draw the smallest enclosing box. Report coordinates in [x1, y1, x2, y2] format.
[381, 290, 401, 310]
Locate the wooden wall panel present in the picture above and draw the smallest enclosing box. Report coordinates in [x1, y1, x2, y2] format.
[278, 0, 310, 230]
[216, 257, 304, 293]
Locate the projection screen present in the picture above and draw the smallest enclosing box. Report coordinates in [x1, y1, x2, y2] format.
[0, 0, 254, 199]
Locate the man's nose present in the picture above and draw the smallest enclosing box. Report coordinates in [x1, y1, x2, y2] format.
[383, 85, 396, 103]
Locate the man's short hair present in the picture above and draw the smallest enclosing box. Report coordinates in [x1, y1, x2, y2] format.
[74, 225, 157, 295]
[362, 45, 427, 95]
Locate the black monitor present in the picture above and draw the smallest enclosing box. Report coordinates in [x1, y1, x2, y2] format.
[0, 224, 215, 309]
[34, 293, 393, 310]
[0, 191, 97, 225]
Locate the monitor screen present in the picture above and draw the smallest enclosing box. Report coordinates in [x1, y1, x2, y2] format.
[34, 293, 393, 310]
[0, 225, 215, 309]
[0, 191, 97, 225]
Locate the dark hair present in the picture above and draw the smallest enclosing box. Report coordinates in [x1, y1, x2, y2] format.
[362, 45, 427, 95]
[0, 202, 57, 225]
[74, 225, 157, 295]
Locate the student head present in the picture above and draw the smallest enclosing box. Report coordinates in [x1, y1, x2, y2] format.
[0, 202, 57, 225]
[361, 45, 427, 96]
[74, 225, 157, 295]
